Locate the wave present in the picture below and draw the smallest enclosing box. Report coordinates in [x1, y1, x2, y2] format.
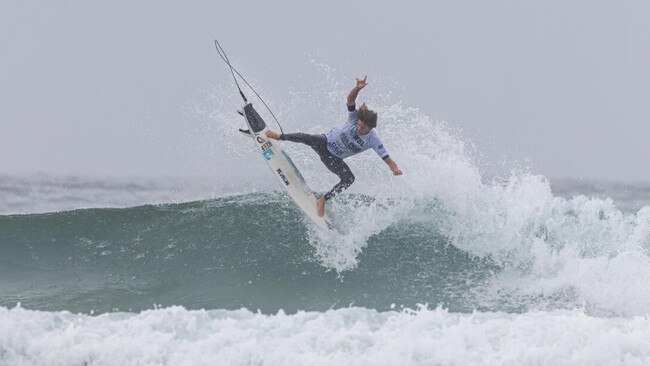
[2, 186, 650, 317]
[0, 194, 491, 314]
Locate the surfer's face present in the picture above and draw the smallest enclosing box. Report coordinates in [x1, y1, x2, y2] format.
[356, 120, 372, 135]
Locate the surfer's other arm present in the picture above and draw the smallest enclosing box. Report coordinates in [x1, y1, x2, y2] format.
[347, 76, 368, 107]
[383, 156, 402, 176]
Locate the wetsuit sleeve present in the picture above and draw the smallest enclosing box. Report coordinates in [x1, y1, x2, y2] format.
[373, 136, 389, 159]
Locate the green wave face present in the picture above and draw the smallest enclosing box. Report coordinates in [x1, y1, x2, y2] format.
[0, 193, 493, 314]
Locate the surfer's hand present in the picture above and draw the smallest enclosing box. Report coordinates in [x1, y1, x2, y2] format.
[355, 76, 368, 90]
[384, 157, 401, 176]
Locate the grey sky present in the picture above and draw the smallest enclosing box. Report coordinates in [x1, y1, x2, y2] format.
[2, 1, 649, 182]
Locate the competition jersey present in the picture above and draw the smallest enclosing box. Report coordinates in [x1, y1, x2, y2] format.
[325, 107, 389, 160]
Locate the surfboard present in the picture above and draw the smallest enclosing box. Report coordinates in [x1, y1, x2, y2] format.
[238, 103, 335, 231]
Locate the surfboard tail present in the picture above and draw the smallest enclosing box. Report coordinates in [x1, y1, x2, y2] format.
[241, 104, 267, 133]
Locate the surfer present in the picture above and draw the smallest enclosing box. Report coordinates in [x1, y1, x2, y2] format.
[265, 76, 402, 217]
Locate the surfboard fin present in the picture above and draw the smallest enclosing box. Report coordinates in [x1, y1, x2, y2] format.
[237, 108, 253, 137]
[238, 128, 253, 138]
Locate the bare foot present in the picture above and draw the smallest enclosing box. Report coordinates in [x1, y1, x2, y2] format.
[316, 196, 326, 217]
[265, 130, 281, 140]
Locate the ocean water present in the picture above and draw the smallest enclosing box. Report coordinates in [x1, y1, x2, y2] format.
[3, 101, 650, 365]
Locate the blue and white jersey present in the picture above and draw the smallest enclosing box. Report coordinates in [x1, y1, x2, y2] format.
[325, 107, 389, 160]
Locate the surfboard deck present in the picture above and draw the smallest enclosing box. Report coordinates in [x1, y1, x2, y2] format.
[238, 103, 335, 231]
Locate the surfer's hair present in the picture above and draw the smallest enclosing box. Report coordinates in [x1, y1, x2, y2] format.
[358, 103, 377, 128]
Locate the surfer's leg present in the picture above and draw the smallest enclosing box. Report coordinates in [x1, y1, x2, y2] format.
[321, 157, 355, 201]
[279, 133, 327, 148]
[310, 149, 353, 216]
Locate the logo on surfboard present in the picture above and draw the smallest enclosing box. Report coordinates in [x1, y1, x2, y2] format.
[260, 141, 272, 150]
[276, 169, 290, 186]
[262, 148, 274, 160]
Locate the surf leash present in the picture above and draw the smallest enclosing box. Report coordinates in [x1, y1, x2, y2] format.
[214, 39, 285, 134]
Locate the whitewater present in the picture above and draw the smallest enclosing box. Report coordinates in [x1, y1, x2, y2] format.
[3, 76, 650, 365]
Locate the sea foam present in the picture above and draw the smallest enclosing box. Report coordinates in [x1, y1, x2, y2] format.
[2, 305, 650, 366]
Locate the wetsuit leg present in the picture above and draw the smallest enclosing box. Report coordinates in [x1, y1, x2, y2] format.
[282, 133, 355, 200]
[280, 133, 327, 148]
[320, 154, 355, 201]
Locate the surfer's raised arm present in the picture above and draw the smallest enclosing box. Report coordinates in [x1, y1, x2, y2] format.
[347, 76, 368, 107]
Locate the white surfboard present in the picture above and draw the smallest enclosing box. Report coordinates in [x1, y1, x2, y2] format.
[238, 103, 335, 231]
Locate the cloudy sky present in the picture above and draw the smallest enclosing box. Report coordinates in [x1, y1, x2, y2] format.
[2, 1, 649, 182]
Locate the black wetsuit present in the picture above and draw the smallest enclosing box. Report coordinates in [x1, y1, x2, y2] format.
[279, 133, 354, 201]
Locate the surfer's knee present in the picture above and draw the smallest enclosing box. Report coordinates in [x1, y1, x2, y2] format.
[341, 171, 355, 188]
